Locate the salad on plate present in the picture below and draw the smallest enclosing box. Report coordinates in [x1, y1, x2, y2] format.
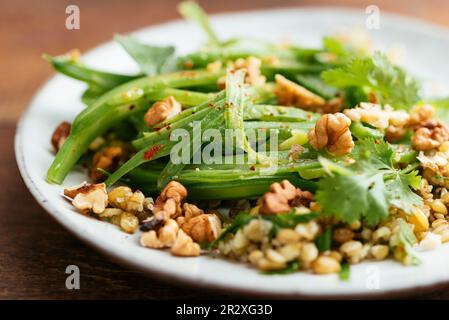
[45, 1, 449, 278]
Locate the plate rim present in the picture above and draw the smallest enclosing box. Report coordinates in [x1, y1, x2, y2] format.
[14, 6, 449, 299]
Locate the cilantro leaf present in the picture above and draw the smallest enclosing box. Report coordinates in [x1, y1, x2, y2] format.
[316, 140, 422, 225]
[317, 159, 389, 225]
[321, 52, 420, 109]
[386, 170, 422, 214]
[322, 55, 372, 88]
[115, 35, 176, 76]
[322, 36, 349, 58]
[352, 138, 394, 170]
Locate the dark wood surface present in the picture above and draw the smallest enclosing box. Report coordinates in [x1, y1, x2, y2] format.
[2, 0, 449, 299]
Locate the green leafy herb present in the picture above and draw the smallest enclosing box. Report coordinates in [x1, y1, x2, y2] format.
[386, 170, 422, 213]
[315, 227, 333, 252]
[321, 36, 366, 61]
[115, 34, 176, 76]
[322, 36, 350, 58]
[339, 261, 350, 281]
[316, 139, 422, 225]
[262, 260, 300, 275]
[321, 52, 420, 109]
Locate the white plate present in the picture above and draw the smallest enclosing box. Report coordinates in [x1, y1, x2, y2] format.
[15, 7, 449, 298]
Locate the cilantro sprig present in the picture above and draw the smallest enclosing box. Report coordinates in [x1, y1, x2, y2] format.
[321, 52, 420, 109]
[316, 139, 422, 226]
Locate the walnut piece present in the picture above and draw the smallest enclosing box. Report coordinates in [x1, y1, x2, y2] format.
[153, 181, 188, 221]
[140, 230, 164, 249]
[51, 121, 71, 152]
[64, 182, 107, 214]
[91, 146, 123, 182]
[218, 57, 266, 88]
[144, 96, 182, 126]
[171, 229, 201, 257]
[385, 125, 408, 142]
[182, 203, 204, 220]
[344, 103, 409, 130]
[344, 103, 410, 142]
[259, 180, 313, 214]
[140, 219, 179, 248]
[181, 213, 222, 243]
[308, 113, 354, 156]
[408, 104, 435, 128]
[235, 56, 266, 87]
[412, 120, 449, 151]
[158, 219, 180, 246]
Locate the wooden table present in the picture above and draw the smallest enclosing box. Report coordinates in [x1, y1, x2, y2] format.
[2, 0, 449, 299]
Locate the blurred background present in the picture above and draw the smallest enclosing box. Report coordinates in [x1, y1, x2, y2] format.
[2, 0, 449, 299]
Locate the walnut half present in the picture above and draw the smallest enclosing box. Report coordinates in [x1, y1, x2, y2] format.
[308, 113, 354, 156]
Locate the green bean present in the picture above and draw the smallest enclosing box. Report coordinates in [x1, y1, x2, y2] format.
[43, 54, 138, 91]
[153, 84, 275, 129]
[177, 38, 296, 69]
[350, 121, 384, 140]
[244, 104, 319, 122]
[294, 74, 338, 99]
[126, 165, 318, 200]
[104, 98, 226, 186]
[156, 105, 225, 188]
[133, 92, 225, 149]
[178, 1, 220, 46]
[174, 161, 319, 184]
[47, 69, 225, 184]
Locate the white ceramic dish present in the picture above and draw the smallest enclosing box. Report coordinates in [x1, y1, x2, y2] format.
[15, 7, 449, 298]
